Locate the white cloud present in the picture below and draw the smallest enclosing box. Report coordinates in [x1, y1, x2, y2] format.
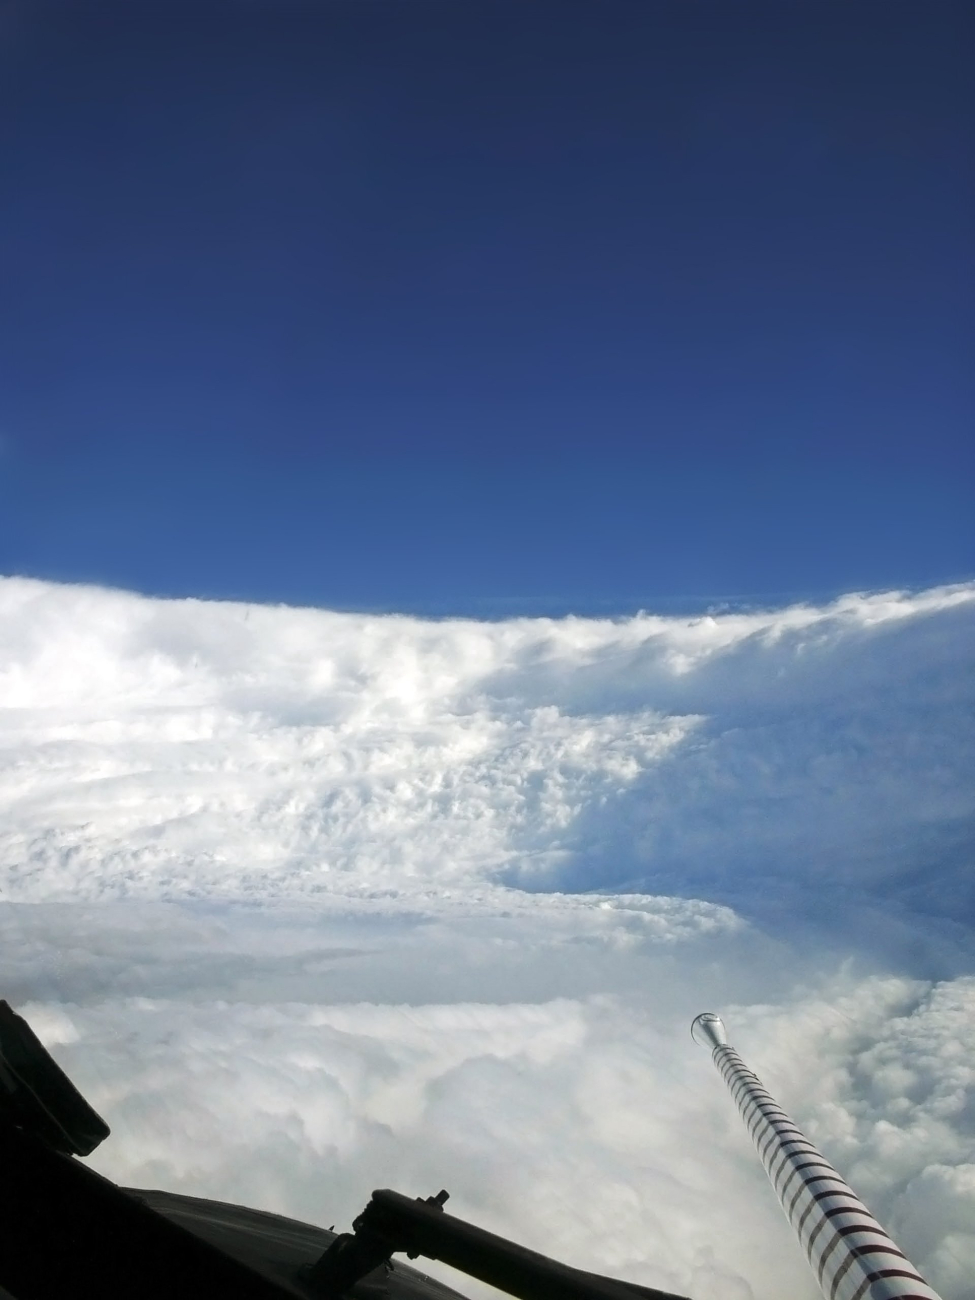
[0, 577, 973, 1299]
[1, 577, 972, 930]
[18, 973, 975, 1300]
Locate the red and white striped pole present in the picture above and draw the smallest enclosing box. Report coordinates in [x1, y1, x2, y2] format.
[691, 1012, 941, 1300]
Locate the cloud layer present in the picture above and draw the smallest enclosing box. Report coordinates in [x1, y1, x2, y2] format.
[0, 577, 972, 1299]
[2, 579, 972, 934]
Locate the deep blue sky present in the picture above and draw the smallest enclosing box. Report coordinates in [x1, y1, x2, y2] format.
[0, 2, 971, 613]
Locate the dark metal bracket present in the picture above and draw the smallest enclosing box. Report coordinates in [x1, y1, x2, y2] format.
[307, 1188, 689, 1300]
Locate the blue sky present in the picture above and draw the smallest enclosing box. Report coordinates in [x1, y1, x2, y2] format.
[1, 2, 971, 612]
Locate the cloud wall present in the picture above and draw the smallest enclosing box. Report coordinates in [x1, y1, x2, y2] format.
[0, 577, 972, 1300]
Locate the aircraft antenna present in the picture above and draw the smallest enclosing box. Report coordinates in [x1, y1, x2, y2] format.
[691, 1012, 942, 1300]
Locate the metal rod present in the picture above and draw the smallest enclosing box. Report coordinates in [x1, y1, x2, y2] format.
[691, 1012, 942, 1300]
[310, 1188, 688, 1300]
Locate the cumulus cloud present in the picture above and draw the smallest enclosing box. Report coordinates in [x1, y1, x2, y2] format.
[0, 577, 972, 1300]
[13, 975, 975, 1300]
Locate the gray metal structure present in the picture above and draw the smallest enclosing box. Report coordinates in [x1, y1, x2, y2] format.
[691, 1012, 942, 1300]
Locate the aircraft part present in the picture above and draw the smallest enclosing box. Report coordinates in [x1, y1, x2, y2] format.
[691, 1012, 942, 1300]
